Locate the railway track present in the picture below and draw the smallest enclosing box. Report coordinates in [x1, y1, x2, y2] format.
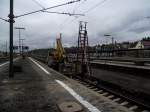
[72, 77, 150, 112]
[32, 56, 150, 112]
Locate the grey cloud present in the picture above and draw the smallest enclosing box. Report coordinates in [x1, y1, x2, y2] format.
[1, 0, 150, 49]
[129, 27, 150, 33]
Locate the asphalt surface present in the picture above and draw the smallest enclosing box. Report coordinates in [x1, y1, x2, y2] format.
[0, 57, 9, 64]
[92, 68, 150, 95]
[0, 57, 133, 112]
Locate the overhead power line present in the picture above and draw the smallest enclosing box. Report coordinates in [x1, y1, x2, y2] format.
[58, 0, 86, 31]
[0, 17, 8, 22]
[32, 0, 45, 9]
[15, 0, 81, 18]
[43, 10, 85, 16]
[32, 0, 84, 16]
[72, 0, 87, 13]
[84, 0, 108, 13]
[58, 0, 108, 28]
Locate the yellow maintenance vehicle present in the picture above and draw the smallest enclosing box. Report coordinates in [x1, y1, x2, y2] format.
[54, 36, 67, 64]
[47, 34, 73, 75]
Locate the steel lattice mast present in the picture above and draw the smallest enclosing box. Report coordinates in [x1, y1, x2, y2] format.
[76, 21, 91, 77]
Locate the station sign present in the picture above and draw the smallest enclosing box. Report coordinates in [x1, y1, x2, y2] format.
[13, 46, 18, 50]
[22, 46, 29, 50]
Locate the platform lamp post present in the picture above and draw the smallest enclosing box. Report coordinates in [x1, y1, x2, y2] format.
[14, 27, 25, 55]
[20, 38, 25, 55]
[104, 34, 114, 57]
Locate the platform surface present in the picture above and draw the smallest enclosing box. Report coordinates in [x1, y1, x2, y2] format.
[0, 57, 132, 112]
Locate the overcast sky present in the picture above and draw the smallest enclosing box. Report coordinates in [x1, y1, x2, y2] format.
[0, 0, 150, 50]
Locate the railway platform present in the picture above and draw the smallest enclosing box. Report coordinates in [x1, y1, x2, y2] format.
[0, 57, 132, 112]
[91, 59, 150, 70]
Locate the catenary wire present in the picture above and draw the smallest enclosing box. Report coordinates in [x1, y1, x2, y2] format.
[15, 0, 81, 18]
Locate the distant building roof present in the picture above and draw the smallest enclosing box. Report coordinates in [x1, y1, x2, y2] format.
[142, 40, 150, 48]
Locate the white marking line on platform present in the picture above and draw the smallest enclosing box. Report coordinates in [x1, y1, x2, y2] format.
[120, 101, 128, 106]
[0, 61, 9, 67]
[0, 58, 19, 67]
[129, 105, 138, 110]
[112, 98, 120, 102]
[56, 80, 101, 112]
[107, 95, 114, 99]
[29, 57, 50, 75]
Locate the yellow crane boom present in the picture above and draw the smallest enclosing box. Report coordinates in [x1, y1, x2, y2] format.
[54, 34, 66, 63]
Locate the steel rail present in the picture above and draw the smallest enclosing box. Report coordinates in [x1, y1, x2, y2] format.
[75, 77, 150, 111]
